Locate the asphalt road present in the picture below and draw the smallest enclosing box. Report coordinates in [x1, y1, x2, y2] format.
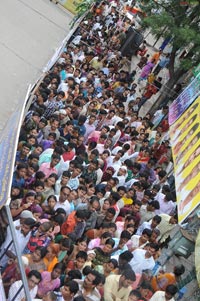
[0, 0, 73, 134]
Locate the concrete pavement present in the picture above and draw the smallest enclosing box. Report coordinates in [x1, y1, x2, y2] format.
[0, 0, 73, 135]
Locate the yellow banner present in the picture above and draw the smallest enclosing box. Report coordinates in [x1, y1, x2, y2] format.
[170, 96, 200, 224]
[58, 0, 81, 15]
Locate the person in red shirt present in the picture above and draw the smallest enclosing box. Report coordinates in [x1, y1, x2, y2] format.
[62, 142, 76, 162]
[138, 77, 162, 110]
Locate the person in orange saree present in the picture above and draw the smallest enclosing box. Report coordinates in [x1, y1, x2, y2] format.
[43, 243, 59, 272]
[151, 264, 185, 292]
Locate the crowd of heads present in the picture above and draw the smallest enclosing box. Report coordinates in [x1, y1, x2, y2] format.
[0, 1, 182, 300]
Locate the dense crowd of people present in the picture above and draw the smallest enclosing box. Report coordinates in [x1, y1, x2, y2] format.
[0, 1, 185, 301]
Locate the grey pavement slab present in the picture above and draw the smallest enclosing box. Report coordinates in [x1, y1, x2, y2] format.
[0, 0, 73, 134]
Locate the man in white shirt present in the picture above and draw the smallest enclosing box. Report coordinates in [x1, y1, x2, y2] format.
[0, 217, 35, 267]
[149, 284, 178, 301]
[84, 115, 96, 144]
[136, 215, 162, 236]
[8, 270, 41, 301]
[75, 270, 101, 301]
[130, 243, 157, 274]
[54, 186, 71, 215]
[107, 150, 123, 172]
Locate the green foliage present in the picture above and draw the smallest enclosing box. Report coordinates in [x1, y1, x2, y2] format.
[70, 0, 96, 28]
[141, 0, 200, 73]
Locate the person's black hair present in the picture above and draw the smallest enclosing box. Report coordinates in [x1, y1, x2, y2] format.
[47, 173, 58, 182]
[101, 232, 112, 239]
[139, 172, 149, 181]
[122, 269, 136, 281]
[147, 242, 160, 251]
[28, 153, 40, 161]
[62, 170, 71, 178]
[133, 200, 142, 207]
[51, 153, 61, 161]
[152, 184, 161, 192]
[54, 208, 67, 216]
[11, 186, 24, 199]
[158, 170, 167, 178]
[140, 180, 150, 190]
[16, 162, 28, 170]
[76, 236, 89, 244]
[162, 185, 171, 194]
[125, 215, 134, 222]
[144, 189, 152, 197]
[52, 214, 65, 226]
[35, 246, 48, 259]
[27, 270, 42, 282]
[90, 196, 100, 204]
[107, 207, 116, 216]
[58, 91, 65, 97]
[123, 144, 130, 151]
[126, 223, 135, 230]
[142, 228, 152, 238]
[98, 273, 106, 286]
[61, 237, 72, 249]
[68, 269, 82, 280]
[76, 251, 87, 261]
[120, 230, 131, 240]
[53, 262, 63, 271]
[64, 280, 79, 295]
[150, 200, 160, 210]
[109, 222, 117, 230]
[102, 125, 110, 132]
[76, 210, 90, 220]
[174, 264, 185, 276]
[25, 191, 36, 198]
[119, 250, 133, 262]
[117, 186, 126, 193]
[124, 159, 134, 168]
[35, 170, 46, 180]
[132, 181, 141, 189]
[109, 258, 118, 269]
[28, 163, 39, 172]
[89, 270, 102, 286]
[23, 218, 37, 229]
[78, 185, 87, 192]
[22, 142, 32, 150]
[116, 121, 125, 129]
[165, 192, 174, 202]
[152, 215, 162, 224]
[82, 266, 92, 276]
[90, 159, 99, 168]
[74, 164, 83, 172]
[110, 191, 120, 202]
[140, 280, 152, 290]
[133, 162, 141, 171]
[54, 146, 64, 155]
[165, 284, 178, 296]
[60, 185, 71, 192]
[74, 156, 84, 165]
[48, 132, 57, 139]
[105, 238, 115, 248]
[129, 290, 142, 299]
[148, 158, 156, 166]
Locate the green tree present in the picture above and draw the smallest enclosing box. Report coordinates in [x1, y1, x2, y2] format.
[140, 0, 200, 106]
